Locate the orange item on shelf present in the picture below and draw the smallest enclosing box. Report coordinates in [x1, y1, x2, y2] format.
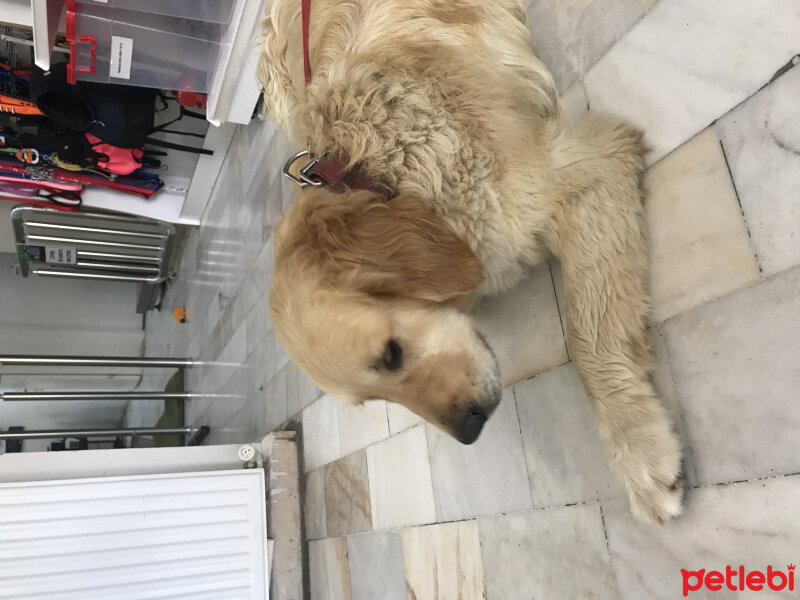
[0, 94, 43, 116]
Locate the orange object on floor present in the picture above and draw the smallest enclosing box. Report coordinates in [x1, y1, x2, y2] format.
[173, 306, 186, 323]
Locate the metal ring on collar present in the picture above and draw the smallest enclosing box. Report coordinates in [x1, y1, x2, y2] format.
[282, 149, 323, 187]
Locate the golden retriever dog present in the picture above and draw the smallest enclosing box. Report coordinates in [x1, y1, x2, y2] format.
[258, 0, 684, 523]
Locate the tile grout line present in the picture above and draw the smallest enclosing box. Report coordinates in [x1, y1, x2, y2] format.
[717, 137, 763, 276]
[655, 263, 800, 328]
[334, 467, 800, 540]
[598, 504, 623, 597]
[511, 385, 538, 509]
[547, 260, 570, 361]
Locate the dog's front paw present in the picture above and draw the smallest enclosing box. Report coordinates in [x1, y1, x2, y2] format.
[618, 428, 686, 525]
[627, 468, 685, 525]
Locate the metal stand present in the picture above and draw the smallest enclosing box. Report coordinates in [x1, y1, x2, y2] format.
[0, 355, 193, 368]
[1, 391, 199, 401]
[0, 427, 196, 440]
[0, 355, 208, 446]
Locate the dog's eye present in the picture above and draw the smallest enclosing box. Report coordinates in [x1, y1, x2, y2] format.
[382, 339, 403, 371]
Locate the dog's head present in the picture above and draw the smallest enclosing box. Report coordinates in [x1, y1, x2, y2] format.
[270, 187, 501, 444]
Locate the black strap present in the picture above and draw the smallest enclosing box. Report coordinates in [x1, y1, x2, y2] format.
[145, 137, 214, 156]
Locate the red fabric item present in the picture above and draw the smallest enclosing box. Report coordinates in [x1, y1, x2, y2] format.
[86, 133, 143, 175]
[0, 193, 79, 211]
[306, 155, 390, 197]
[1, 159, 158, 198]
[302, 0, 312, 84]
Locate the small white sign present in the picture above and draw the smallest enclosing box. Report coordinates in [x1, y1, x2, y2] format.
[45, 245, 78, 265]
[109, 35, 133, 80]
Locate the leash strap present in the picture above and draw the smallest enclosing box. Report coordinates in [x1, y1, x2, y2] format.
[302, 0, 312, 84]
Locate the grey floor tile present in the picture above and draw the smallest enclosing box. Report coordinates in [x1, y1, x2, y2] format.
[649, 327, 699, 486]
[427, 390, 533, 521]
[264, 366, 289, 432]
[475, 262, 568, 387]
[515, 363, 624, 507]
[661, 267, 800, 484]
[287, 361, 323, 420]
[603, 474, 800, 600]
[479, 504, 620, 600]
[347, 531, 406, 600]
[584, 0, 800, 163]
[524, 0, 658, 92]
[717, 63, 800, 276]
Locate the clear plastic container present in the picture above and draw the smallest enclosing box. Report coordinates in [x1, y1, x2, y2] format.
[74, 0, 236, 25]
[66, 3, 223, 92]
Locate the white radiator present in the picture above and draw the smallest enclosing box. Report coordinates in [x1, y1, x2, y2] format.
[0, 469, 269, 600]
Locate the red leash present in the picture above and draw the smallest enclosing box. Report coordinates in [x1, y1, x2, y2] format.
[302, 0, 312, 85]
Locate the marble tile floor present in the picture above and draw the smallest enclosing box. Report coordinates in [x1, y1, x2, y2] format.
[143, 1, 800, 598]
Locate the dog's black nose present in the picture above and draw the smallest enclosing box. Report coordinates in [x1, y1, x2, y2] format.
[455, 404, 488, 445]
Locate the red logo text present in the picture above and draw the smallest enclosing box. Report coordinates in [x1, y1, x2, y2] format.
[681, 565, 795, 596]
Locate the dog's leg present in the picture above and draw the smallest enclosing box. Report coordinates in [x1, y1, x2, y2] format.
[551, 117, 684, 524]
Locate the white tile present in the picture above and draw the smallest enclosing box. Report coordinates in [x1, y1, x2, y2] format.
[660, 267, 800, 484]
[645, 128, 760, 322]
[338, 400, 390, 457]
[479, 504, 620, 600]
[347, 532, 406, 600]
[475, 262, 568, 387]
[386, 403, 424, 435]
[524, 0, 658, 92]
[401, 521, 485, 600]
[717, 63, 800, 276]
[309, 538, 351, 600]
[515, 362, 624, 506]
[304, 468, 327, 541]
[366, 426, 436, 530]
[427, 390, 533, 521]
[302, 394, 342, 472]
[603, 475, 800, 600]
[584, 0, 800, 164]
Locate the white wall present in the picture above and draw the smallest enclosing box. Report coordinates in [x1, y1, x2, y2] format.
[0, 0, 31, 27]
[0, 251, 144, 451]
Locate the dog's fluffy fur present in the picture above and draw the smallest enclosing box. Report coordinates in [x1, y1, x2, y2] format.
[259, 0, 684, 523]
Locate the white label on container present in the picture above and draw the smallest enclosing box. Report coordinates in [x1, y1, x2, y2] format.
[110, 36, 133, 80]
[45, 245, 78, 265]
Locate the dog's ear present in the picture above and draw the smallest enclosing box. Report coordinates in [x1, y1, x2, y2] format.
[304, 188, 484, 301]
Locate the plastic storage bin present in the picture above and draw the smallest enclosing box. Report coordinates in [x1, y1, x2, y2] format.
[66, 2, 223, 92]
[74, 0, 235, 25]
